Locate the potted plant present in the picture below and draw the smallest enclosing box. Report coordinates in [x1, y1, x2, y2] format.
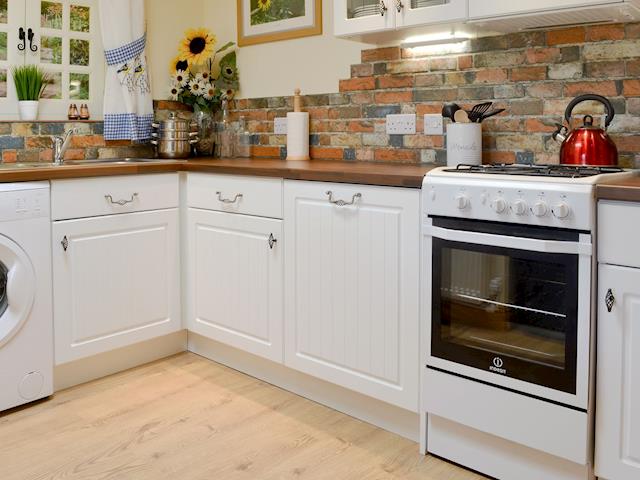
[12, 65, 50, 121]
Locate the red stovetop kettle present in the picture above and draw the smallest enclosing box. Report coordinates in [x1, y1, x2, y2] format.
[552, 94, 619, 166]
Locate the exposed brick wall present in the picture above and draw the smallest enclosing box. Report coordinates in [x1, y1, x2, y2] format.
[0, 121, 153, 163]
[233, 22, 640, 167]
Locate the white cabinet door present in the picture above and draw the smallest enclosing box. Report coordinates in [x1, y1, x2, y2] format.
[52, 209, 181, 364]
[334, 0, 396, 37]
[469, 0, 614, 19]
[284, 180, 420, 412]
[187, 208, 284, 363]
[396, 0, 467, 28]
[24, 0, 104, 119]
[595, 264, 640, 480]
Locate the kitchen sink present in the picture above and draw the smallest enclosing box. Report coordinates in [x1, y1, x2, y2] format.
[0, 158, 174, 169]
[63, 158, 173, 165]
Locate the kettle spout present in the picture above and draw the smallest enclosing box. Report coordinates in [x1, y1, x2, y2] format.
[552, 123, 568, 143]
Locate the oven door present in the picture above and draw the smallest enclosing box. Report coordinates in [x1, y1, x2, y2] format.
[424, 217, 592, 409]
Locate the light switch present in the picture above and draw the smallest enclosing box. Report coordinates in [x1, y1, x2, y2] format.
[274, 117, 288, 134]
[424, 114, 443, 135]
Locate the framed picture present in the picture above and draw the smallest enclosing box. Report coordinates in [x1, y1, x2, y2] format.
[237, 0, 322, 46]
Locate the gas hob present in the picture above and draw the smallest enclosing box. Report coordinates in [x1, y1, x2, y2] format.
[423, 165, 635, 231]
[445, 163, 625, 179]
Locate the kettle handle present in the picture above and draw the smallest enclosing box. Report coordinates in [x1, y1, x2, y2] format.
[565, 94, 615, 129]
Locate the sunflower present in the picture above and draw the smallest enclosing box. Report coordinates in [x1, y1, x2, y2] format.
[179, 28, 216, 67]
[169, 55, 189, 74]
[257, 0, 271, 11]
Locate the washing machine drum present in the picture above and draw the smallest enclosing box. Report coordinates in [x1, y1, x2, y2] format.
[0, 234, 35, 348]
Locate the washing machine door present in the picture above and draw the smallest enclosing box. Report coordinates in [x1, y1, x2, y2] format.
[0, 234, 35, 348]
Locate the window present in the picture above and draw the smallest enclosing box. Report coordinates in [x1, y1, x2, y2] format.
[0, 0, 103, 120]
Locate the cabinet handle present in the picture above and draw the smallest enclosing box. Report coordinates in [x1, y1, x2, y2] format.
[379, 1, 388, 16]
[27, 28, 37, 52]
[268, 233, 277, 249]
[605, 288, 615, 313]
[396, 0, 404, 12]
[61, 236, 69, 252]
[105, 193, 138, 206]
[326, 191, 362, 207]
[216, 191, 243, 204]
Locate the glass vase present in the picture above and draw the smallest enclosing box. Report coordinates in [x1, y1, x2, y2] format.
[192, 109, 217, 157]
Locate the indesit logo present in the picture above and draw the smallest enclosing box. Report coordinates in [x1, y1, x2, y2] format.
[490, 356, 507, 375]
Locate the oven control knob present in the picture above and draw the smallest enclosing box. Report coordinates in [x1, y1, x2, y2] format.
[455, 194, 470, 210]
[532, 201, 549, 217]
[512, 200, 528, 216]
[553, 202, 571, 219]
[491, 197, 507, 214]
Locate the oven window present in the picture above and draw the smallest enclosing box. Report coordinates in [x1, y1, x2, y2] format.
[432, 238, 579, 393]
[0, 261, 7, 318]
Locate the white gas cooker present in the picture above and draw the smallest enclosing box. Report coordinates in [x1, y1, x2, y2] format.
[423, 164, 634, 231]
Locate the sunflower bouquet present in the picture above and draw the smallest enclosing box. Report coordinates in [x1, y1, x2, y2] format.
[168, 28, 239, 113]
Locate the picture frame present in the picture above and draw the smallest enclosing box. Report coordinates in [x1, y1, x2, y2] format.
[237, 0, 322, 47]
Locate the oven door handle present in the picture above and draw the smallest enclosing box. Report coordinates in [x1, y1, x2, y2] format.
[425, 225, 592, 256]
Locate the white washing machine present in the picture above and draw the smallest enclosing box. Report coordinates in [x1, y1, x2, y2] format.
[0, 182, 53, 412]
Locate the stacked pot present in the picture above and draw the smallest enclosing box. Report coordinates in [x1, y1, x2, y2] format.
[151, 112, 199, 159]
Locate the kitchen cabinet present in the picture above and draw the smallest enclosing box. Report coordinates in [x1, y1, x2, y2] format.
[469, 0, 621, 19]
[52, 209, 181, 364]
[0, 0, 103, 120]
[283, 180, 420, 412]
[51, 174, 180, 364]
[334, 0, 467, 37]
[595, 200, 640, 480]
[186, 208, 284, 363]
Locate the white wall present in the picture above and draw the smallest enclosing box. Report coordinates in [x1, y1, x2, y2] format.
[147, 0, 371, 100]
[146, 0, 205, 99]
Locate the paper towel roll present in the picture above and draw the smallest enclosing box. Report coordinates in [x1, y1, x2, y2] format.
[287, 112, 310, 161]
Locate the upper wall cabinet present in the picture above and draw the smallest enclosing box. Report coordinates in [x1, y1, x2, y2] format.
[334, 0, 467, 37]
[0, 0, 104, 120]
[469, 0, 624, 18]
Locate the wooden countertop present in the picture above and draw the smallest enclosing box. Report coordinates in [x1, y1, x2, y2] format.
[597, 172, 640, 202]
[0, 158, 435, 188]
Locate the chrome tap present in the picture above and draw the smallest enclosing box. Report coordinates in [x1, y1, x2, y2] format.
[52, 128, 76, 165]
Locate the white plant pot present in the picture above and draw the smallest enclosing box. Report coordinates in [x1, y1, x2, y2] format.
[18, 101, 39, 121]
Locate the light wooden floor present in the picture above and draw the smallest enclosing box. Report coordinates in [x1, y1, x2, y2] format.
[0, 353, 486, 480]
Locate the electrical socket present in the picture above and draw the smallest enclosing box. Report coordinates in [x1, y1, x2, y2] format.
[274, 117, 288, 134]
[424, 114, 443, 135]
[386, 114, 416, 135]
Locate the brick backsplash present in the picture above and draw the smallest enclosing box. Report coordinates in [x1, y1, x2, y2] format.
[0, 121, 153, 163]
[233, 22, 640, 167]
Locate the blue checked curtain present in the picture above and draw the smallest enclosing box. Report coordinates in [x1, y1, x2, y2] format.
[99, 0, 153, 141]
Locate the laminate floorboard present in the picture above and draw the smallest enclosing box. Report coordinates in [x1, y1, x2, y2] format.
[0, 353, 486, 480]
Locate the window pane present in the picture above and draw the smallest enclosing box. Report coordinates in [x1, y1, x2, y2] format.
[0, 31, 6, 61]
[42, 72, 61, 99]
[0, 0, 7, 24]
[70, 5, 90, 32]
[70, 73, 88, 100]
[41, 36, 62, 64]
[70, 39, 89, 66]
[41, 1, 63, 29]
[0, 69, 6, 98]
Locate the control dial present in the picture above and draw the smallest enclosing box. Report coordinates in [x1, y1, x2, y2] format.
[531, 201, 549, 217]
[491, 197, 508, 214]
[455, 194, 470, 210]
[552, 202, 571, 219]
[511, 200, 528, 216]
